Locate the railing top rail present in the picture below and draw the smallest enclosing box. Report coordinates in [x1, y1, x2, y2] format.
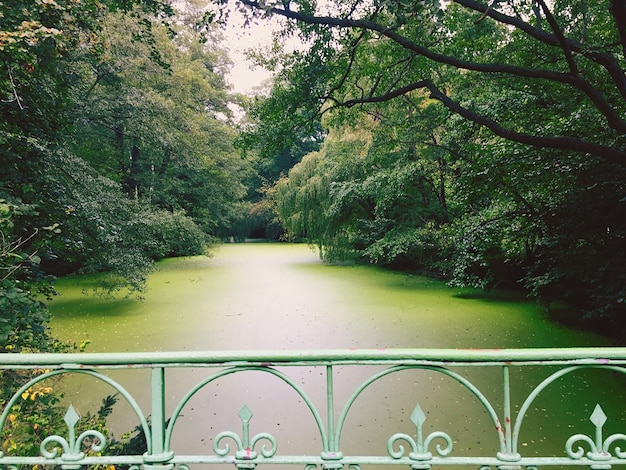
[1, 347, 625, 368]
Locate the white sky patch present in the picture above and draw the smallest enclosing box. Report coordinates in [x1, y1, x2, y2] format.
[221, 5, 307, 95]
[224, 17, 272, 95]
[222, 10, 278, 95]
[173, 0, 279, 95]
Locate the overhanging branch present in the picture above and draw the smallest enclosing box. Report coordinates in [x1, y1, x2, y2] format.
[332, 80, 626, 164]
[455, 0, 626, 100]
[237, 0, 626, 163]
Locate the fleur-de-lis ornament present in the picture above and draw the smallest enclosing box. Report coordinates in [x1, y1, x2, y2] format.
[388, 403, 453, 461]
[566, 404, 626, 463]
[40, 405, 106, 468]
[213, 405, 278, 460]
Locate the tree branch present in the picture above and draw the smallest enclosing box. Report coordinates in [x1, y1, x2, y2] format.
[456, 0, 626, 101]
[239, 0, 626, 133]
[537, 0, 579, 75]
[330, 79, 625, 164]
[6, 65, 24, 110]
[609, 0, 626, 58]
[423, 80, 626, 165]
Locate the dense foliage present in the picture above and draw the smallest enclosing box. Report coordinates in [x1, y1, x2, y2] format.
[234, 0, 626, 335]
[0, 0, 251, 456]
[1, 0, 251, 313]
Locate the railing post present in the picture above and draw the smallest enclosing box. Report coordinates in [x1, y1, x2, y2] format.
[144, 367, 174, 470]
[321, 365, 343, 469]
[497, 365, 521, 468]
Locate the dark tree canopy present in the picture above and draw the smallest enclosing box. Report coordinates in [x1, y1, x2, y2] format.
[229, 0, 625, 162]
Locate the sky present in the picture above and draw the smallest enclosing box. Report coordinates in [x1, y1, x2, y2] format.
[172, 0, 280, 95]
[227, 50, 273, 94]
[222, 11, 278, 94]
[219, 3, 309, 95]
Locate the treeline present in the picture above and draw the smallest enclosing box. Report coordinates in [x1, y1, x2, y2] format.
[239, 0, 626, 336]
[0, 0, 256, 353]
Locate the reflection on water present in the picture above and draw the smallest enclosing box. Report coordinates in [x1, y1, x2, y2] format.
[47, 243, 624, 469]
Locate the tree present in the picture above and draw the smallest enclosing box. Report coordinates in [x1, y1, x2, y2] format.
[230, 0, 626, 331]
[69, 4, 252, 240]
[1, 0, 251, 283]
[230, 0, 625, 161]
[236, 66, 326, 239]
[0, 200, 56, 353]
[276, 97, 456, 268]
[0, 0, 254, 352]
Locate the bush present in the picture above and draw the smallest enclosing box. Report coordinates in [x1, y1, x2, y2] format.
[141, 210, 209, 259]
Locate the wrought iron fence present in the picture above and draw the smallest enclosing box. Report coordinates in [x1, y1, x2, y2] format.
[1, 348, 626, 469]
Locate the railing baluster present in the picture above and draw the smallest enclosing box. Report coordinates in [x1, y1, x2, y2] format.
[497, 364, 521, 467]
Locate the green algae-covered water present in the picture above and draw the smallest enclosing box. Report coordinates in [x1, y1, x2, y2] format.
[50, 243, 608, 351]
[48, 243, 625, 468]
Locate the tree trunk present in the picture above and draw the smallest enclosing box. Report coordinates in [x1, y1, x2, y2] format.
[114, 124, 126, 176]
[129, 144, 140, 200]
[159, 150, 172, 176]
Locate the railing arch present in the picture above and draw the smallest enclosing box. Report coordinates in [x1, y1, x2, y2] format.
[164, 366, 329, 453]
[333, 365, 506, 455]
[0, 368, 152, 456]
[512, 364, 626, 455]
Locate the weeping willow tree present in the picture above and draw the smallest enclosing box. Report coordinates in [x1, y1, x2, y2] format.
[276, 127, 373, 261]
[276, 117, 452, 267]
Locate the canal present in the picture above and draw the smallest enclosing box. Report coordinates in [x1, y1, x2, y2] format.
[48, 242, 625, 468]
